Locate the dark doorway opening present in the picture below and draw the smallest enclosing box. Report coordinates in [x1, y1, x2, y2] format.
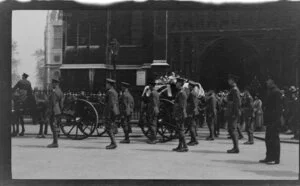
[199, 36, 261, 91]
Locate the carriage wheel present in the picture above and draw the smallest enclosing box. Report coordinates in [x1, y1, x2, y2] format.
[91, 101, 107, 137]
[60, 99, 98, 140]
[157, 99, 177, 142]
[139, 112, 152, 140]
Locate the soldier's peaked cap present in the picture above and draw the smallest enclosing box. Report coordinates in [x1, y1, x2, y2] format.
[121, 82, 130, 87]
[106, 78, 116, 84]
[22, 73, 29, 78]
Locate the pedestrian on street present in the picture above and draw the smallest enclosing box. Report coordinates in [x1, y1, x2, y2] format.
[259, 77, 282, 164]
[186, 81, 199, 146]
[253, 94, 264, 131]
[226, 74, 242, 153]
[35, 90, 49, 138]
[288, 86, 299, 140]
[119, 82, 135, 144]
[47, 78, 64, 148]
[243, 89, 255, 145]
[172, 77, 188, 152]
[103, 78, 120, 150]
[205, 90, 217, 141]
[146, 80, 160, 144]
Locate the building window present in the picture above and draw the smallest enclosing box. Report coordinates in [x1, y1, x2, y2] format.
[53, 55, 61, 63]
[53, 38, 62, 49]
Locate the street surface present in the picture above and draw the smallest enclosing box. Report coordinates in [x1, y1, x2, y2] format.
[12, 125, 299, 180]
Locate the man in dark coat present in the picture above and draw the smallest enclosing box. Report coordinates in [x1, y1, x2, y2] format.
[259, 77, 282, 164]
[288, 87, 299, 140]
[226, 74, 242, 153]
[186, 81, 199, 145]
[206, 90, 217, 141]
[103, 78, 120, 149]
[119, 82, 135, 143]
[146, 80, 160, 144]
[172, 77, 188, 152]
[47, 78, 64, 148]
[12, 73, 33, 102]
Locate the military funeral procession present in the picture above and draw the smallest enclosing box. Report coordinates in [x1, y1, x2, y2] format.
[6, 1, 300, 180]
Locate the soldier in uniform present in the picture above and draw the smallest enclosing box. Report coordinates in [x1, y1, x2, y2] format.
[288, 86, 299, 140]
[186, 81, 199, 146]
[259, 77, 282, 164]
[47, 78, 64, 148]
[146, 80, 160, 144]
[206, 90, 217, 141]
[226, 74, 242, 153]
[172, 78, 188, 152]
[103, 79, 120, 149]
[243, 89, 255, 145]
[119, 82, 135, 143]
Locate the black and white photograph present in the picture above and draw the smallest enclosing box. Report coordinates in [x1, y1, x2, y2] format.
[2, 0, 300, 182]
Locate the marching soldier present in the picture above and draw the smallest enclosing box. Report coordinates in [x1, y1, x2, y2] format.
[186, 81, 199, 145]
[206, 90, 217, 141]
[172, 78, 188, 152]
[103, 79, 120, 149]
[47, 78, 64, 148]
[119, 82, 135, 143]
[259, 77, 282, 164]
[146, 80, 160, 144]
[226, 74, 242, 153]
[243, 89, 255, 145]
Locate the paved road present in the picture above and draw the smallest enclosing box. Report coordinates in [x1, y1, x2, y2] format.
[12, 126, 299, 180]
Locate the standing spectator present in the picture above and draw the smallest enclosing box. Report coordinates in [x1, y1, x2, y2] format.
[259, 77, 282, 164]
[288, 86, 299, 140]
[226, 74, 242, 153]
[206, 90, 217, 141]
[253, 94, 264, 131]
[243, 90, 254, 145]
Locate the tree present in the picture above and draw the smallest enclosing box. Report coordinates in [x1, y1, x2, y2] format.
[12, 41, 20, 86]
[33, 49, 45, 89]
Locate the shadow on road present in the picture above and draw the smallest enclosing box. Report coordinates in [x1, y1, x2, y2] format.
[192, 150, 227, 154]
[134, 148, 172, 152]
[16, 145, 47, 148]
[243, 170, 299, 178]
[63, 146, 105, 150]
[212, 159, 259, 164]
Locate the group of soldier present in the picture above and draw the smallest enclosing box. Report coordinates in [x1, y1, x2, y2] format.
[12, 72, 299, 165]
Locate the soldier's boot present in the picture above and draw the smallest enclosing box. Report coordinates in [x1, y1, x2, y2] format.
[227, 134, 239, 153]
[188, 127, 198, 146]
[120, 126, 130, 144]
[47, 126, 58, 148]
[177, 137, 188, 152]
[128, 124, 132, 134]
[244, 133, 254, 145]
[173, 139, 182, 151]
[106, 130, 117, 149]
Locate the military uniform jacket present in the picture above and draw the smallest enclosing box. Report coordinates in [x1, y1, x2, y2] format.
[147, 89, 160, 116]
[119, 90, 134, 116]
[264, 86, 282, 125]
[187, 89, 199, 117]
[226, 85, 241, 118]
[206, 93, 217, 118]
[242, 95, 254, 118]
[49, 87, 64, 116]
[173, 88, 188, 120]
[103, 87, 120, 119]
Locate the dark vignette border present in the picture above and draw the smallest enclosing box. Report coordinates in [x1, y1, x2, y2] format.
[0, 0, 299, 186]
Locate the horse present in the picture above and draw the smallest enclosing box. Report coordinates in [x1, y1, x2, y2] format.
[11, 89, 46, 137]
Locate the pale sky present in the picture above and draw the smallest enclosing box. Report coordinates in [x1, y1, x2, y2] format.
[12, 10, 48, 87]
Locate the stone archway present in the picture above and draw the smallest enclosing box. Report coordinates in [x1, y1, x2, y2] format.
[198, 36, 261, 90]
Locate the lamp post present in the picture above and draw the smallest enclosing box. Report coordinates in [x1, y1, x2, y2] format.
[109, 38, 120, 81]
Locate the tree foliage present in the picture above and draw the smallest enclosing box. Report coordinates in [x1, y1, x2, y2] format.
[33, 49, 45, 88]
[12, 41, 20, 86]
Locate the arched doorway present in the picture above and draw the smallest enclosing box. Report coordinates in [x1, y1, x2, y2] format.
[198, 36, 261, 90]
